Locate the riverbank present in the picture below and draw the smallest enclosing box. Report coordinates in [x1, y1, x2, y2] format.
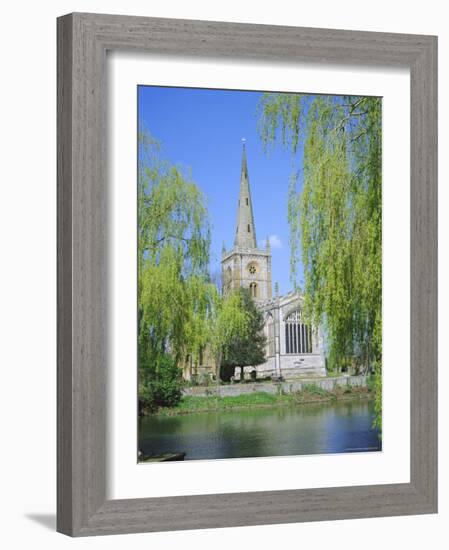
[182, 373, 368, 398]
[147, 384, 372, 417]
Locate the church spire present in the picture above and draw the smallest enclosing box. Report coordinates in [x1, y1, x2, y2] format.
[234, 141, 257, 249]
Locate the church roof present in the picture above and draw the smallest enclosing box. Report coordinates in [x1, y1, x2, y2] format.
[234, 142, 257, 249]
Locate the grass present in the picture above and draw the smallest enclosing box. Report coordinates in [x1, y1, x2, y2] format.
[148, 385, 372, 416]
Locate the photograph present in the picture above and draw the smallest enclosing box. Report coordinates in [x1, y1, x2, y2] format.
[137, 86, 383, 462]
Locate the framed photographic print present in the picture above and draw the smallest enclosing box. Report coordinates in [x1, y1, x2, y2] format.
[57, 12, 437, 536]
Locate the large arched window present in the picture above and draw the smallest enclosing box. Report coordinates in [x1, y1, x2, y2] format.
[249, 282, 258, 298]
[266, 313, 275, 357]
[284, 309, 312, 354]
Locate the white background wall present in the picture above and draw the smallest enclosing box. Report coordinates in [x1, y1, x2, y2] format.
[0, 1, 446, 548]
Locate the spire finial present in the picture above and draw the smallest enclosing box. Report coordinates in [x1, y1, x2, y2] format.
[241, 138, 248, 178]
[266, 235, 270, 251]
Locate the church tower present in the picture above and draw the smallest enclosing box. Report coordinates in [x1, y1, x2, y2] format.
[222, 143, 272, 301]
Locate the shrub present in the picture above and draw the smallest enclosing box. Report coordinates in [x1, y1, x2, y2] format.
[139, 354, 183, 412]
[302, 383, 329, 397]
[220, 364, 236, 382]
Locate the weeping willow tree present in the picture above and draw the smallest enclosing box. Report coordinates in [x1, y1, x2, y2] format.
[138, 131, 251, 410]
[258, 94, 382, 431]
[138, 130, 214, 408]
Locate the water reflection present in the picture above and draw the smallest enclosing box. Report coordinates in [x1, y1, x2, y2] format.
[139, 400, 381, 461]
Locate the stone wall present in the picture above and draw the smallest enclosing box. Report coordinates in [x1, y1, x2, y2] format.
[183, 374, 368, 398]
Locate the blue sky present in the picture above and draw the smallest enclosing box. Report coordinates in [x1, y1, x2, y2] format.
[138, 86, 304, 295]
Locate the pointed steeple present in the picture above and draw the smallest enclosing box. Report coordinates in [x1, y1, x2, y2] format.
[234, 141, 257, 248]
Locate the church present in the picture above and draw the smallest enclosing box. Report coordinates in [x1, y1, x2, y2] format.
[221, 143, 326, 380]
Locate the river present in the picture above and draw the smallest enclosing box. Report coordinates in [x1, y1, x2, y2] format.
[139, 399, 381, 461]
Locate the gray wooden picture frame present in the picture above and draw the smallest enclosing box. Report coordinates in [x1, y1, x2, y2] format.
[57, 12, 438, 537]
